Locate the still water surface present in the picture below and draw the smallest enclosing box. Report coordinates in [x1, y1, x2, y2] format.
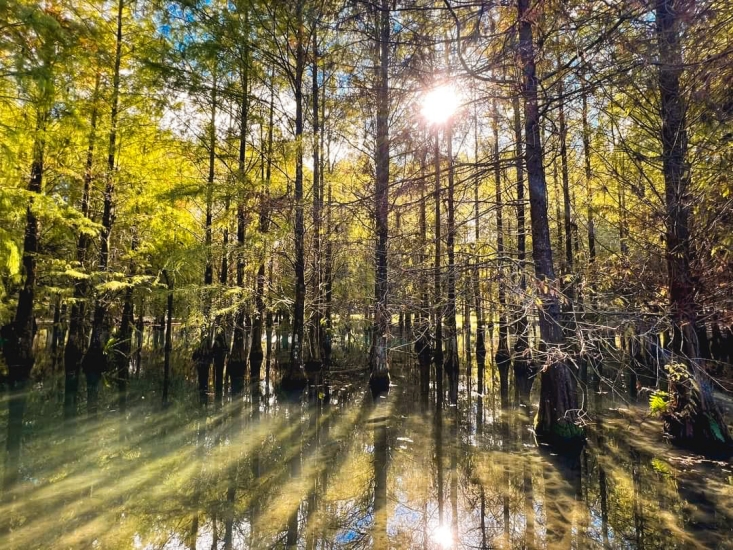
[1, 367, 732, 549]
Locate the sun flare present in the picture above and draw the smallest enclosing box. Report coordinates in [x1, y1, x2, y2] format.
[431, 524, 454, 548]
[421, 84, 460, 125]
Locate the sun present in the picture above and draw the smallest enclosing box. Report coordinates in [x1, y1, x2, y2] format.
[431, 524, 454, 548]
[421, 84, 460, 125]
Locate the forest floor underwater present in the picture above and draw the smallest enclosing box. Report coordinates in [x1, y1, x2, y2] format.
[1, 357, 732, 550]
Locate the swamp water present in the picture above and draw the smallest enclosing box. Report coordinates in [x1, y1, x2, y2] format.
[1, 366, 732, 549]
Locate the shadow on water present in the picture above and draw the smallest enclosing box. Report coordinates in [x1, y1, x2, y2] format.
[1, 361, 732, 549]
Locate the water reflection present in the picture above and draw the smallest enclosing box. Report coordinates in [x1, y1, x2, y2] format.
[1, 367, 732, 549]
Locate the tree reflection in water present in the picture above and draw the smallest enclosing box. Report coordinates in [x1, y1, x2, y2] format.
[0, 366, 731, 549]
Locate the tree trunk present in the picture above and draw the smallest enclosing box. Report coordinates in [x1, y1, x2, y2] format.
[50, 294, 64, 375]
[433, 131, 444, 407]
[419, 149, 429, 326]
[581, 83, 596, 265]
[64, 75, 101, 417]
[512, 89, 533, 403]
[463, 282, 471, 369]
[493, 100, 511, 408]
[517, 0, 581, 446]
[580, 80, 599, 387]
[444, 121, 459, 404]
[369, 0, 391, 398]
[195, 72, 217, 404]
[162, 270, 174, 406]
[473, 110, 486, 389]
[205, 74, 216, 294]
[1, 107, 46, 489]
[220, 196, 229, 288]
[310, 22, 323, 364]
[558, 78, 573, 279]
[250, 72, 274, 385]
[116, 289, 133, 410]
[656, 0, 730, 447]
[416, 149, 431, 401]
[135, 296, 144, 377]
[323, 149, 334, 365]
[285, 0, 308, 391]
[83, 0, 124, 415]
[213, 328, 226, 406]
[116, 233, 136, 412]
[230, 28, 250, 396]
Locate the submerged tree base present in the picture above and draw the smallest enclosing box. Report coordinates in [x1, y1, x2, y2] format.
[661, 363, 732, 455]
[534, 417, 586, 456]
[279, 367, 308, 393]
[304, 360, 322, 375]
[369, 370, 390, 399]
[534, 360, 585, 454]
[664, 416, 732, 456]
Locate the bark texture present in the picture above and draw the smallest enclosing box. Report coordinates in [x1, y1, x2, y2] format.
[369, 0, 391, 397]
[656, 0, 730, 447]
[517, 0, 581, 444]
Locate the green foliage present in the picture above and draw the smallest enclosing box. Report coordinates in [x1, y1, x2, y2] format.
[550, 419, 585, 441]
[650, 458, 673, 477]
[666, 362, 693, 384]
[708, 416, 726, 444]
[649, 390, 670, 417]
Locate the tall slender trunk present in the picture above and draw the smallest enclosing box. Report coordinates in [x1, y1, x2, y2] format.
[2, 105, 47, 489]
[215, 197, 230, 401]
[50, 295, 64, 373]
[512, 88, 532, 401]
[558, 78, 573, 278]
[64, 73, 101, 418]
[220, 197, 229, 287]
[473, 109, 486, 386]
[286, 0, 307, 389]
[205, 74, 217, 292]
[420, 149, 429, 323]
[493, 101, 510, 407]
[444, 121, 458, 403]
[416, 148, 431, 400]
[323, 90, 334, 346]
[265, 255, 274, 386]
[618, 157, 629, 256]
[580, 76, 598, 388]
[554, 160, 562, 263]
[135, 296, 144, 377]
[196, 73, 217, 403]
[323, 140, 333, 349]
[116, 231, 136, 411]
[656, 0, 730, 446]
[231, 22, 250, 396]
[517, 0, 580, 443]
[581, 85, 596, 264]
[310, 22, 323, 363]
[558, 75, 577, 351]
[162, 270, 174, 405]
[369, 0, 390, 397]
[82, 0, 124, 415]
[433, 131, 444, 406]
[251, 73, 275, 382]
[463, 277, 471, 369]
[83, 0, 124, 415]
